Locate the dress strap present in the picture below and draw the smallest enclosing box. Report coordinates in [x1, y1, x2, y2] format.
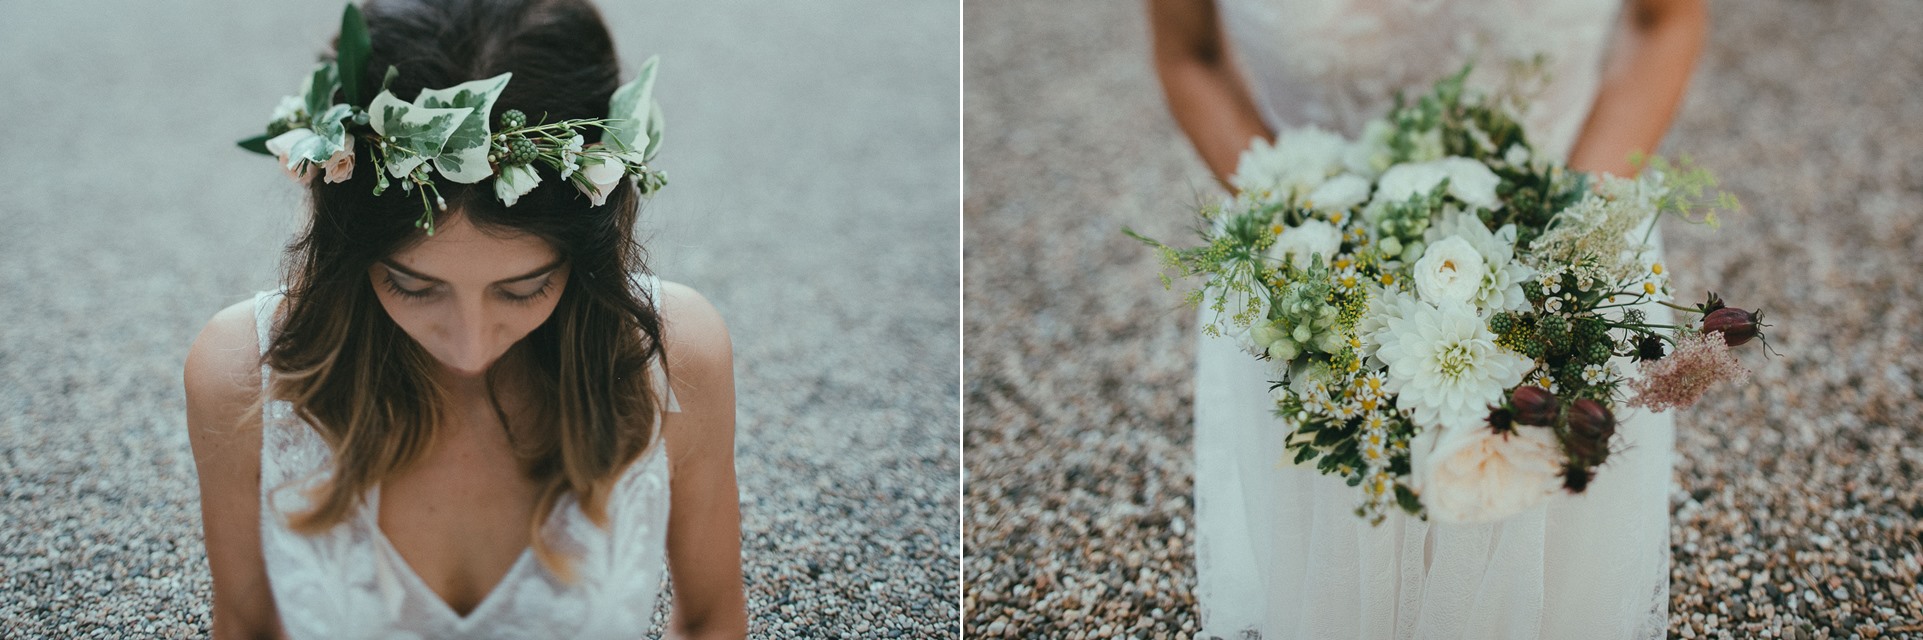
[642, 275, 680, 414]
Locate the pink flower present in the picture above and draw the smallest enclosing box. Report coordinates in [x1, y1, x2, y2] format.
[1626, 331, 1750, 412]
[322, 135, 355, 184]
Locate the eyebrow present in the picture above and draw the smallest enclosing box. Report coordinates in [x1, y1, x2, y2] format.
[380, 257, 565, 285]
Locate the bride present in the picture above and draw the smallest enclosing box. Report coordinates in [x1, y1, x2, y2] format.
[182, 1, 746, 637]
[1149, 0, 1705, 637]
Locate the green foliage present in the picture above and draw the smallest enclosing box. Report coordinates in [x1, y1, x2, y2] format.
[336, 4, 371, 105]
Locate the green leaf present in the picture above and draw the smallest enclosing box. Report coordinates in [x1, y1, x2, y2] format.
[605, 55, 658, 153]
[415, 72, 512, 184]
[237, 133, 273, 155]
[381, 64, 400, 92]
[368, 90, 471, 178]
[336, 4, 371, 105]
[301, 62, 341, 122]
[641, 97, 664, 161]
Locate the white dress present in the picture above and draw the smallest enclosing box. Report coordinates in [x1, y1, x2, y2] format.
[251, 275, 680, 640]
[1192, 2, 1676, 638]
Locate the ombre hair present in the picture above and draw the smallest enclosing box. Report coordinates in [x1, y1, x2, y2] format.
[252, 0, 665, 582]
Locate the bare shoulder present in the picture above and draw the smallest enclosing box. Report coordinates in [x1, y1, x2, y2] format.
[653, 280, 735, 460]
[184, 297, 268, 438]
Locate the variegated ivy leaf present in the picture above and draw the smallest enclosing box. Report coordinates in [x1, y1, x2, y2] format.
[414, 72, 512, 184]
[368, 90, 472, 179]
[301, 63, 341, 124]
[283, 103, 355, 166]
[604, 56, 660, 157]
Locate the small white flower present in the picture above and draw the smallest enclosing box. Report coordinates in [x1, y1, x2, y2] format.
[1332, 266, 1363, 294]
[1376, 300, 1533, 431]
[574, 155, 627, 206]
[558, 134, 586, 179]
[1581, 364, 1608, 384]
[1415, 423, 1564, 523]
[1413, 236, 1485, 306]
[1267, 219, 1343, 270]
[1503, 144, 1531, 168]
[1545, 296, 1564, 313]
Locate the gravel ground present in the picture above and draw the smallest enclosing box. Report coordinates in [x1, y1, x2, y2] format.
[0, 1, 958, 638]
[964, 1, 1923, 638]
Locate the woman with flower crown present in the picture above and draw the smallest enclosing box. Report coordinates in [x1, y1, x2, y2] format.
[1149, 0, 1706, 637]
[181, 1, 746, 637]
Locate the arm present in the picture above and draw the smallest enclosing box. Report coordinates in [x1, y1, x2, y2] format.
[183, 300, 286, 640]
[1565, 0, 1708, 178]
[1147, 0, 1271, 190]
[656, 282, 748, 639]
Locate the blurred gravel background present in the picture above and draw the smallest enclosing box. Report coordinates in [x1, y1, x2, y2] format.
[0, 1, 958, 637]
[964, 1, 1923, 638]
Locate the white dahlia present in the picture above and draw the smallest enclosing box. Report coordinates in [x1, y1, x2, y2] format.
[1231, 127, 1350, 203]
[1376, 300, 1532, 431]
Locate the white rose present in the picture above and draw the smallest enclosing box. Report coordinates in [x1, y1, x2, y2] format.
[1415, 423, 1563, 523]
[1306, 174, 1370, 212]
[1370, 157, 1503, 211]
[1412, 236, 1484, 306]
[1232, 126, 1350, 202]
[1266, 219, 1342, 270]
[494, 164, 542, 207]
[321, 135, 355, 184]
[575, 156, 627, 206]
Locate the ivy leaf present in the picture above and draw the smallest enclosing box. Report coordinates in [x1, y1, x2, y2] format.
[336, 4, 372, 105]
[285, 104, 354, 166]
[300, 63, 340, 123]
[414, 72, 512, 184]
[605, 55, 658, 154]
[368, 90, 471, 178]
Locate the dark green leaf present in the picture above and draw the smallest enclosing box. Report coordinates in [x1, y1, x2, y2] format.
[237, 133, 273, 155]
[337, 3, 371, 105]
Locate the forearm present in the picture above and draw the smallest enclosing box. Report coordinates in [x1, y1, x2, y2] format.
[1566, 0, 1708, 178]
[1156, 56, 1272, 189]
[1148, 0, 1270, 190]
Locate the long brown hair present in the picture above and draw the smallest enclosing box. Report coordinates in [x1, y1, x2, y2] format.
[255, 0, 665, 582]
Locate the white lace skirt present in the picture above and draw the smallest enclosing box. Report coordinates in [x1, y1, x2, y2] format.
[1192, 227, 1675, 639]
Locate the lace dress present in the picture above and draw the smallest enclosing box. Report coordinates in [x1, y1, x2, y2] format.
[1191, 1, 1675, 638]
[252, 276, 680, 640]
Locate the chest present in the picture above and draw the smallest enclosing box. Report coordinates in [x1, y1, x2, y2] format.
[374, 417, 543, 617]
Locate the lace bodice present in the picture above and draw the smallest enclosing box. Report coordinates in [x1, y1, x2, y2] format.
[252, 276, 678, 639]
[1218, 0, 1623, 160]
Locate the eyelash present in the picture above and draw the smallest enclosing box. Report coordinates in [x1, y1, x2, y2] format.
[381, 276, 554, 305]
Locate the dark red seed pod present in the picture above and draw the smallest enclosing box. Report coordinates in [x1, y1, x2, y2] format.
[1563, 398, 1616, 466]
[1487, 406, 1516, 435]
[1701, 307, 1765, 347]
[1563, 464, 1593, 493]
[1510, 386, 1560, 426]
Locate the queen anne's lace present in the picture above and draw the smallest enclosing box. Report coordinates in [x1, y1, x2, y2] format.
[252, 276, 675, 639]
[1195, 2, 1674, 638]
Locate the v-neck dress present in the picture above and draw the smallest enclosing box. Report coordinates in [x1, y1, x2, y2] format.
[252, 276, 680, 639]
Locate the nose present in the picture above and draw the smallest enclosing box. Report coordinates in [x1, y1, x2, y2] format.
[442, 298, 493, 373]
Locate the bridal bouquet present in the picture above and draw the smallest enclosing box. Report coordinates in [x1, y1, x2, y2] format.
[1130, 68, 1767, 525]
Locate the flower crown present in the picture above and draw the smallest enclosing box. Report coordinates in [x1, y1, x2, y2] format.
[238, 4, 666, 235]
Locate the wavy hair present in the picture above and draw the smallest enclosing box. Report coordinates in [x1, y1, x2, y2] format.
[253, 0, 665, 582]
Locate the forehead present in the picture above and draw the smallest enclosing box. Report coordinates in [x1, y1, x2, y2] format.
[385, 213, 558, 282]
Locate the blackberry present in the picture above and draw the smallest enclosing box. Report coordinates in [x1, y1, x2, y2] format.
[504, 136, 538, 166]
[499, 109, 527, 130]
[1574, 316, 1606, 343]
[1536, 315, 1569, 351]
[1582, 340, 1613, 364]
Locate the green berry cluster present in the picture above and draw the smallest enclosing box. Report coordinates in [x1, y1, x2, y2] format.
[499, 109, 527, 130]
[503, 136, 537, 166]
[1536, 315, 1570, 353]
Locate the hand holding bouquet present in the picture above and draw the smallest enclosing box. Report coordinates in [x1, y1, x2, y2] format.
[1130, 67, 1767, 524]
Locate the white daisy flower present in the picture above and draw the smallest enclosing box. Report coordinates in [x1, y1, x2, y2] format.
[1376, 300, 1533, 431]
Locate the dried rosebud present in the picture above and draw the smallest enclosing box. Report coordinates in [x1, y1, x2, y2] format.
[1701, 307, 1765, 347]
[1634, 334, 1666, 362]
[1562, 463, 1593, 493]
[1510, 386, 1560, 426]
[1563, 398, 1616, 466]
